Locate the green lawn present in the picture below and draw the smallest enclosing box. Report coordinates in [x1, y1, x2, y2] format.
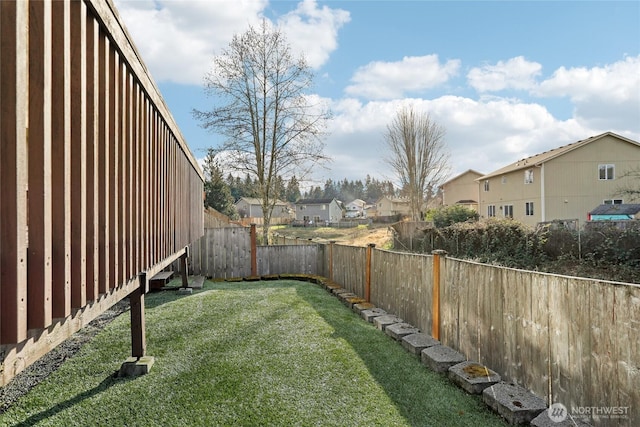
[1, 280, 507, 426]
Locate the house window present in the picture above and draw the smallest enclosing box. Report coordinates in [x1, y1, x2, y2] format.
[524, 169, 534, 184]
[501, 177, 507, 184]
[503, 205, 513, 218]
[484, 180, 490, 192]
[525, 202, 534, 216]
[598, 164, 614, 180]
[487, 205, 496, 217]
[604, 199, 623, 205]
[322, 205, 326, 210]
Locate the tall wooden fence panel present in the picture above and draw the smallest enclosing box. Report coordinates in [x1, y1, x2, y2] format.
[330, 244, 366, 297]
[256, 245, 321, 276]
[370, 249, 433, 333]
[189, 227, 252, 279]
[1, 0, 203, 386]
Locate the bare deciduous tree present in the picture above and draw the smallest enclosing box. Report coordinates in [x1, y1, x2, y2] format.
[384, 105, 450, 221]
[193, 19, 330, 243]
[616, 167, 640, 202]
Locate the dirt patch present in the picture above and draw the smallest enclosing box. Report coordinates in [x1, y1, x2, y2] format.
[270, 224, 394, 248]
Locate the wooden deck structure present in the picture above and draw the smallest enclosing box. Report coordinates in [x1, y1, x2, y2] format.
[1, 0, 203, 385]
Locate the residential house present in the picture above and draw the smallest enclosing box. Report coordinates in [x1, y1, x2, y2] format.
[375, 195, 412, 218]
[295, 198, 343, 224]
[440, 169, 484, 211]
[588, 204, 640, 221]
[235, 197, 291, 220]
[345, 199, 366, 218]
[477, 132, 640, 227]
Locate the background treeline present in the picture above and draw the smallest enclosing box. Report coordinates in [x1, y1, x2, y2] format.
[226, 174, 397, 203]
[203, 156, 398, 218]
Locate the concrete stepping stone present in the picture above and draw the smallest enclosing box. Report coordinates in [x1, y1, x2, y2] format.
[385, 322, 420, 341]
[421, 345, 466, 372]
[324, 282, 342, 292]
[353, 302, 375, 314]
[482, 382, 547, 425]
[373, 314, 403, 331]
[448, 361, 501, 394]
[337, 291, 358, 302]
[401, 333, 440, 355]
[361, 308, 387, 322]
[332, 287, 349, 296]
[343, 296, 367, 309]
[189, 275, 205, 289]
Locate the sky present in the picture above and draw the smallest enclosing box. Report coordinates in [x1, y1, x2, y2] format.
[114, 0, 640, 189]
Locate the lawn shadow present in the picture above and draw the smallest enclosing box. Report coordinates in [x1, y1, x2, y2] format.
[10, 374, 132, 427]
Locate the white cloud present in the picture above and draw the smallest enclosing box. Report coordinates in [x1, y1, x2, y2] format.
[467, 56, 542, 92]
[115, 0, 347, 85]
[345, 55, 461, 100]
[535, 55, 640, 131]
[277, 0, 351, 69]
[320, 95, 593, 183]
[115, 0, 268, 85]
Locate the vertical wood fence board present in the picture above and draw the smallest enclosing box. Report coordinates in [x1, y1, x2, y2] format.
[588, 281, 617, 411]
[85, 11, 99, 302]
[566, 279, 592, 409]
[614, 285, 640, 419]
[441, 260, 461, 350]
[70, 0, 87, 308]
[548, 276, 570, 404]
[457, 263, 476, 360]
[27, 0, 53, 330]
[0, 0, 29, 344]
[502, 269, 521, 383]
[524, 273, 549, 401]
[97, 29, 109, 295]
[50, 0, 72, 318]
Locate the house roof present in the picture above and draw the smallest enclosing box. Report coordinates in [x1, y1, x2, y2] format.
[478, 132, 640, 180]
[589, 204, 640, 216]
[295, 198, 337, 205]
[377, 195, 410, 204]
[441, 169, 484, 187]
[235, 197, 288, 206]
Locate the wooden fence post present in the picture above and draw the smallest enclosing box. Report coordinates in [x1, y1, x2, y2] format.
[131, 272, 147, 357]
[250, 224, 257, 276]
[431, 249, 447, 340]
[180, 246, 189, 288]
[365, 243, 375, 302]
[329, 241, 336, 281]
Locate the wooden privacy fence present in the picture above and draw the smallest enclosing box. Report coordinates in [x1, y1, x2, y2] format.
[189, 226, 322, 278]
[192, 228, 639, 425]
[1, 0, 203, 386]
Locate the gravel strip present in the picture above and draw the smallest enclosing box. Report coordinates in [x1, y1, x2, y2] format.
[0, 299, 130, 414]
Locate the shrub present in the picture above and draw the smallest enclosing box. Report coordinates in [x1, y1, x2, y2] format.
[426, 205, 479, 228]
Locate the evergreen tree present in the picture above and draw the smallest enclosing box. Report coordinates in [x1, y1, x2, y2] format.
[285, 176, 301, 202]
[203, 150, 237, 218]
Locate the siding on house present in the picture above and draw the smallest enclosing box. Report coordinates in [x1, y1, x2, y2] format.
[375, 196, 411, 217]
[441, 169, 483, 210]
[235, 197, 290, 219]
[295, 198, 342, 223]
[478, 132, 640, 226]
